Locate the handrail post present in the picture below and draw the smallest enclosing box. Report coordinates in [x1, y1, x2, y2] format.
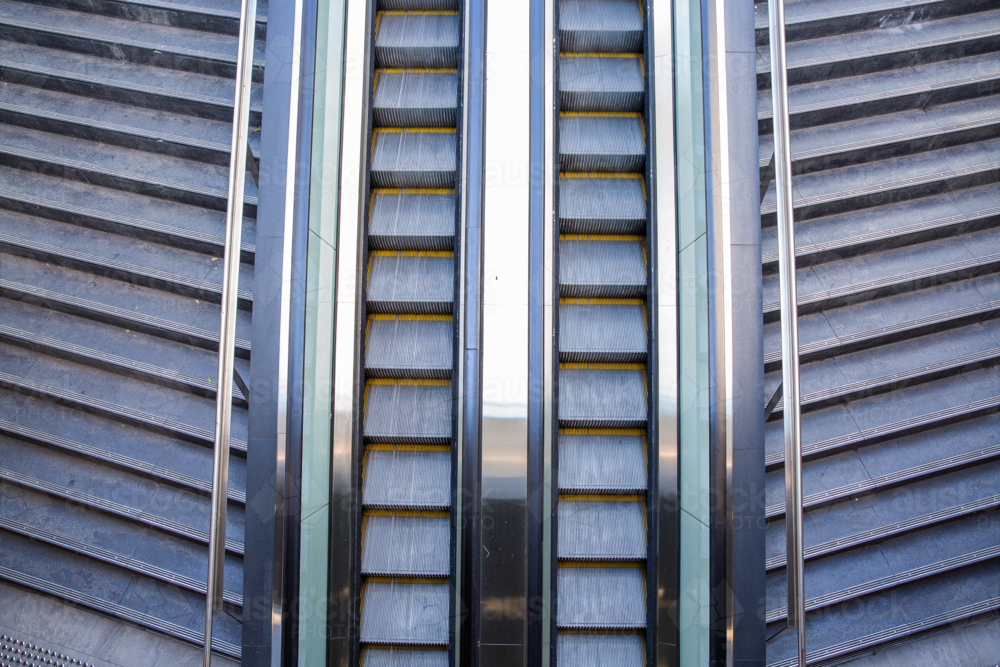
[205, 0, 257, 664]
[768, 0, 806, 665]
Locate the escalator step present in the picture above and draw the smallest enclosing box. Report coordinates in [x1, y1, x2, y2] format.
[361, 515, 450, 576]
[374, 71, 459, 128]
[375, 11, 460, 69]
[363, 382, 452, 443]
[363, 449, 451, 509]
[560, 303, 646, 362]
[558, 434, 647, 493]
[560, 55, 645, 113]
[363, 648, 449, 667]
[369, 191, 456, 251]
[366, 316, 453, 379]
[367, 252, 454, 314]
[559, 176, 646, 235]
[559, 367, 647, 428]
[559, 0, 643, 53]
[560, 114, 645, 173]
[359, 581, 450, 645]
[556, 566, 646, 628]
[556, 633, 644, 667]
[560, 240, 646, 298]
[371, 130, 457, 188]
[558, 500, 646, 560]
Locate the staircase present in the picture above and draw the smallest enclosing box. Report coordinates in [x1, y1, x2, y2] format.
[0, 0, 265, 660]
[758, 0, 1000, 664]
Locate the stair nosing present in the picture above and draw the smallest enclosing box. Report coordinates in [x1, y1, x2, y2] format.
[0, 415, 245, 503]
[765, 544, 1000, 624]
[770, 346, 1000, 418]
[0, 323, 247, 406]
[0, 187, 255, 258]
[0, 56, 263, 118]
[761, 206, 1000, 269]
[760, 159, 1000, 219]
[766, 441, 1000, 519]
[0, 465, 243, 554]
[0, 564, 241, 658]
[0, 369, 249, 453]
[0, 278, 252, 357]
[0, 232, 254, 306]
[764, 299, 1000, 370]
[0, 515, 244, 606]
[764, 394, 1000, 469]
[763, 252, 1000, 318]
[765, 493, 1000, 571]
[0, 142, 257, 212]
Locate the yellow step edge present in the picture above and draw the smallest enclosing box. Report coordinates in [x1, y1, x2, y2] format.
[560, 297, 644, 306]
[370, 249, 454, 258]
[561, 111, 640, 118]
[560, 493, 645, 502]
[560, 52, 642, 59]
[561, 172, 643, 179]
[372, 188, 455, 195]
[561, 234, 645, 242]
[377, 9, 458, 15]
[368, 313, 453, 321]
[366, 443, 451, 452]
[364, 509, 450, 519]
[377, 68, 459, 74]
[559, 428, 646, 436]
[374, 127, 457, 134]
[367, 378, 451, 386]
[560, 362, 645, 370]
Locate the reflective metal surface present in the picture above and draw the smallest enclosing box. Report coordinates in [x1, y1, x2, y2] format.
[649, 1, 678, 665]
[542, 0, 556, 664]
[269, 0, 307, 662]
[328, 0, 371, 663]
[767, 0, 806, 664]
[704, 0, 736, 663]
[480, 0, 531, 662]
[204, 0, 256, 663]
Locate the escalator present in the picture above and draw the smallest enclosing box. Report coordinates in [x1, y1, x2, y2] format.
[554, 0, 651, 663]
[356, 3, 461, 664]
[0, 0, 264, 660]
[759, 0, 1000, 663]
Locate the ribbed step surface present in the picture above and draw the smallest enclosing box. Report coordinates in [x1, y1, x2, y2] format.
[0, 0, 262, 659]
[759, 1, 1000, 664]
[555, 0, 650, 664]
[358, 2, 460, 664]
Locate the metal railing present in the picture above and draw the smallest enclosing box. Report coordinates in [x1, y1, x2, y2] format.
[767, 0, 806, 664]
[205, 0, 258, 664]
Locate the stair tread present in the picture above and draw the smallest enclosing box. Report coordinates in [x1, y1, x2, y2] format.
[0, 39, 264, 113]
[758, 51, 1000, 121]
[0, 530, 243, 652]
[0, 210, 254, 300]
[0, 164, 254, 250]
[757, 8, 1000, 75]
[0, 123, 257, 205]
[0, 0, 266, 68]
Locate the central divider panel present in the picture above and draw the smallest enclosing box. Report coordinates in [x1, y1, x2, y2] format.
[553, 0, 652, 665]
[356, 4, 463, 665]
